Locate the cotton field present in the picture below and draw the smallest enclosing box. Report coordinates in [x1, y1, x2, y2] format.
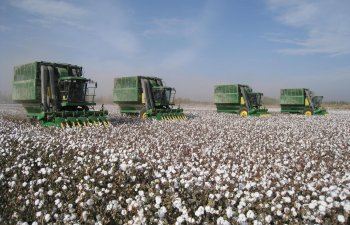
[0, 104, 349, 225]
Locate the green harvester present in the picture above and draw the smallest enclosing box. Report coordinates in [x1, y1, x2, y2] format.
[280, 88, 328, 115]
[12, 61, 109, 127]
[113, 76, 186, 120]
[214, 84, 270, 117]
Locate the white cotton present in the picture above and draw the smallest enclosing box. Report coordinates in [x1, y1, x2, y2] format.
[158, 206, 167, 219]
[226, 206, 234, 218]
[282, 196, 291, 203]
[173, 198, 182, 209]
[246, 210, 255, 219]
[318, 204, 326, 214]
[308, 201, 317, 209]
[82, 211, 88, 221]
[155, 196, 162, 205]
[87, 199, 94, 206]
[337, 214, 345, 223]
[343, 201, 350, 212]
[217, 217, 230, 225]
[326, 196, 333, 203]
[35, 211, 42, 218]
[120, 163, 127, 171]
[44, 214, 50, 222]
[266, 190, 273, 197]
[238, 213, 246, 223]
[265, 215, 272, 223]
[195, 206, 205, 217]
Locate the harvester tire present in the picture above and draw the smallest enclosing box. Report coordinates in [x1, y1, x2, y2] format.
[239, 108, 248, 117]
[140, 110, 148, 120]
[304, 109, 313, 116]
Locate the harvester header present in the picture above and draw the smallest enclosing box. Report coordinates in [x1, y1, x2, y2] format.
[12, 61, 109, 127]
[113, 76, 186, 120]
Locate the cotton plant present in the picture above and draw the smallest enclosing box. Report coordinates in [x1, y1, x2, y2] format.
[0, 105, 349, 224]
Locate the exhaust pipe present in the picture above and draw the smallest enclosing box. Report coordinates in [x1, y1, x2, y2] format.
[40, 65, 48, 111]
[48, 66, 58, 111]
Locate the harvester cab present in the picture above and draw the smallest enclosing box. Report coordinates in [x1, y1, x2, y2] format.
[304, 89, 327, 115]
[214, 84, 270, 117]
[141, 78, 175, 108]
[149, 85, 176, 108]
[239, 85, 270, 116]
[58, 76, 96, 110]
[280, 88, 328, 115]
[248, 92, 263, 107]
[12, 61, 109, 127]
[113, 76, 186, 120]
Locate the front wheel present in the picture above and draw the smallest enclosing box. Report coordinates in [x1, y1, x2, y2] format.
[140, 109, 148, 120]
[304, 109, 313, 116]
[239, 108, 248, 117]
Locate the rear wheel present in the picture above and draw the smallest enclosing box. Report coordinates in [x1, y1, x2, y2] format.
[239, 108, 248, 117]
[304, 109, 313, 116]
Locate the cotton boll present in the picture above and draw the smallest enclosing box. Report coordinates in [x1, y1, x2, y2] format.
[35, 211, 41, 218]
[246, 210, 255, 219]
[238, 213, 247, 223]
[158, 206, 167, 219]
[86, 199, 94, 206]
[318, 204, 326, 215]
[343, 201, 350, 212]
[337, 215, 345, 223]
[226, 207, 233, 218]
[308, 201, 317, 210]
[266, 190, 273, 198]
[217, 217, 230, 225]
[81, 211, 88, 221]
[44, 214, 50, 222]
[195, 206, 205, 217]
[282, 197, 291, 203]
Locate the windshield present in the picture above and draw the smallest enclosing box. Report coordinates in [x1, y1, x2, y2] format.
[312, 96, 323, 108]
[152, 87, 175, 106]
[71, 67, 82, 77]
[248, 93, 262, 106]
[59, 80, 87, 103]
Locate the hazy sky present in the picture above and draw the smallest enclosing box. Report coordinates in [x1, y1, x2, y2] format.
[1, 0, 350, 101]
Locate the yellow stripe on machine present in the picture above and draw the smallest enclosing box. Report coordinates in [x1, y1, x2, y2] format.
[240, 97, 245, 105]
[305, 98, 309, 106]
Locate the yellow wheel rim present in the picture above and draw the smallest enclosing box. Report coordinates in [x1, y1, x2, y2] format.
[141, 112, 148, 119]
[304, 111, 312, 116]
[240, 110, 248, 117]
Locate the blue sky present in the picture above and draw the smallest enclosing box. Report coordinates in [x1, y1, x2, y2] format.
[1, 0, 350, 101]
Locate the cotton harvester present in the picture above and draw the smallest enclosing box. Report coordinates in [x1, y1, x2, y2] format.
[214, 84, 270, 117]
[12, 61, 109, 127]
[280, 88, 328, 115]
[113, 76, 186, 120]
